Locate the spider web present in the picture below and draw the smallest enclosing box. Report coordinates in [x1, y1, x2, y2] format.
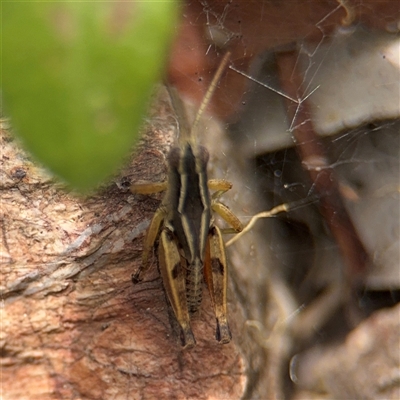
[166, 1, 400, 398]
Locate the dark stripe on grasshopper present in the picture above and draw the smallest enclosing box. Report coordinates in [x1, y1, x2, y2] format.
[167, 143, 211, 312]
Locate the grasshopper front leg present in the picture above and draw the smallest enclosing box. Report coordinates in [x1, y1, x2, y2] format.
[158, 227, 196, 348]
[204, 225, 232, 344]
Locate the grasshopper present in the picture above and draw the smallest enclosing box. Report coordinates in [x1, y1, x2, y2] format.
[131, 52, 243, 348]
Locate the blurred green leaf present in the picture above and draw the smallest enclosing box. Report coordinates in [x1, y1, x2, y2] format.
[2, 1, 179, 192]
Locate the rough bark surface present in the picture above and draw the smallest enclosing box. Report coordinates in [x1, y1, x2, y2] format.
[0, 89, 247, 400]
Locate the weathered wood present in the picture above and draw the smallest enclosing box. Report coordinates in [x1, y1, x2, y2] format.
[0, 88, 247, 400]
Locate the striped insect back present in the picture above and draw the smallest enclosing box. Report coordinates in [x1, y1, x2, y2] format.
[165, 55, 231, 315]
[167, 143, 211, 312]
[131, 51, 243, 347]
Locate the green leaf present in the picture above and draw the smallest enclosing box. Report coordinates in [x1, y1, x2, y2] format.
[2, 1, 179, 192]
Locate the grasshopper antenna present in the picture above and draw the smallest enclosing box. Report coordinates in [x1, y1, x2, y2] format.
[191, 51, 231, 135]
[166, 51, 231, 144]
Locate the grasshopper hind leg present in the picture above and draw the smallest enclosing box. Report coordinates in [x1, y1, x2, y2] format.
[204, 225, 232, 344]
[158, 227, 196, 348]
[216, 317, 232, 344]
[131, 201, 168, 284]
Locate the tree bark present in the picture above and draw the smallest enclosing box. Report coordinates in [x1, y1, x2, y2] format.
[0, 89, 248, 399]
